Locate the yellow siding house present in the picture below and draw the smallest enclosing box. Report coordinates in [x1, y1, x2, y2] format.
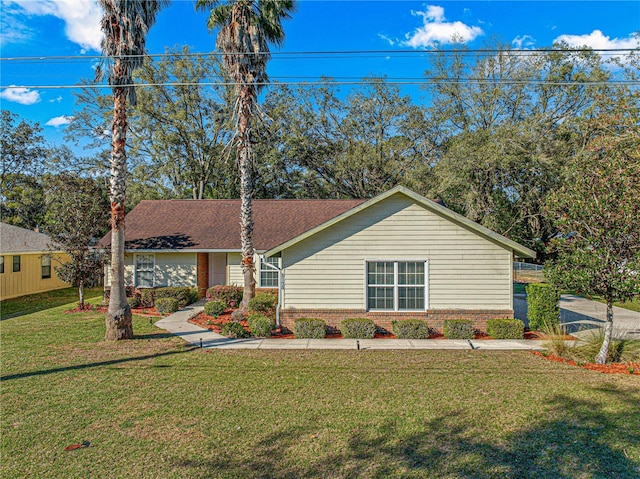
[0, 223, 70, 300]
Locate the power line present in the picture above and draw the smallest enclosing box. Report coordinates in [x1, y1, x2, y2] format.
[1, 47, 638, 62]
[2, 79, 638, 90]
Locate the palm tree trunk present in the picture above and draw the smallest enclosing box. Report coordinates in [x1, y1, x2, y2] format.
[594, 299, 614, 364]
[238, 89, 256, 309]
[105, 80, 133, 340]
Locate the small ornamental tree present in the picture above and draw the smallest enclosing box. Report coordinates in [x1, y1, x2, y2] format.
[545, 96, 640, 364]
[44, 174, 111, 309]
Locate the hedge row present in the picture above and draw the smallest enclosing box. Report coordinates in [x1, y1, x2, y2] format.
[124, 286, 198, 309]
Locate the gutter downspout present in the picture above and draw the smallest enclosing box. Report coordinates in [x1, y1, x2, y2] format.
[258, 254, 283, 328]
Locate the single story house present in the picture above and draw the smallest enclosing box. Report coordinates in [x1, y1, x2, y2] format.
[0, 223, 70, 300]
[101, 186, 535, 332]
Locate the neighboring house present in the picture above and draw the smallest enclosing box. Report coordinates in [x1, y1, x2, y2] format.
[0, 223, 70, 300]
[100, 186, 535, 332]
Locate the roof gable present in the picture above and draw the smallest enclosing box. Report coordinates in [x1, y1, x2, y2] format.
[264, 186, 536, 259]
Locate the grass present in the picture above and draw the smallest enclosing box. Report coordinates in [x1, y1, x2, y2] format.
[1, 293, 640, 478]
[0, 287, 103, 320]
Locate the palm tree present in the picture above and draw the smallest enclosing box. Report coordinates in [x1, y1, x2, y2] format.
[99, 0, 168, 340]
[196, 0, 295, 309]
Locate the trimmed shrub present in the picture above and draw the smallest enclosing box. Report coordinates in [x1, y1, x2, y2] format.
[392, 319, 430, 339]
[140, 289, 155, 308]
[341, 318, 376, 339]
[206, 285, 243, 308]
[248, 292, 277, 316]
[526, 283, 560, 331]
[487, 318, 524, 339]
[155, 297, 180, 314]
[294, 318, 326, 339]
[125, 286, 137, 298]
[154, 287, 198, 308]
[221, 321, 249, 339]
[204, 300, 226, 317]
[128, 295, 141, 309]
[443, 319, 474, 339]
[248, 313, 275, 337]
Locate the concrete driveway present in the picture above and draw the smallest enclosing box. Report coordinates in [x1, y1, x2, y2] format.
[514, 294, 640, 339]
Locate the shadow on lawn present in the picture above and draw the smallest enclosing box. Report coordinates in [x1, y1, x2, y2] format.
[174, 390, 640, 478]
[0, 346, 196, 381]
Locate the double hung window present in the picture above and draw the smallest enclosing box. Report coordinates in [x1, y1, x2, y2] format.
[42, 255, 51, 279]
[135, 254, 155, 288]
[367, 261, 427, 311]
[260, 256, 280, 288]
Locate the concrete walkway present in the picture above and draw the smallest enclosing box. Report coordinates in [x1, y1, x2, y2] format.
[514, 294, 640, 339]
[155, 300, 546, 351]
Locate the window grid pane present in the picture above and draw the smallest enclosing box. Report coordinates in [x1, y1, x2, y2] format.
[12, 256, 20, 272]
[368, 286, 394, 309]
[398, 286, 425, 310]
[367, 261, 426, 311]
[42, 255, 51, 279]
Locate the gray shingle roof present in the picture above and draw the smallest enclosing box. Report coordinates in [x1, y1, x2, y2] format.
[0, 223, 54, 253]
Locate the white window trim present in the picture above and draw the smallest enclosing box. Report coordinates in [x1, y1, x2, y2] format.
[134, 253, 156, 288]
[364, 259, 429, 312]
[259, 255, 281, 288]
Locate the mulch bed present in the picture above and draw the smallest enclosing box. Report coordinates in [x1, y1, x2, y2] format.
[531, 351, 639, 375]
[94, 305, 162, 317]
[190, 312, 573, 341]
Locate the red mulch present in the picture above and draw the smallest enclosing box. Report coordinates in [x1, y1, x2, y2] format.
[531, 351, 639, 375]
[64, 304, 96, 314]
[190, 311, 249, 334]
[95, 305, 162, 317]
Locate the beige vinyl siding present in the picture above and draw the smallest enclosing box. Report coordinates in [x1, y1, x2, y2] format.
[281, 193, 512, 310]
[110, 253, 196, 287]
[227, 253, 243, 286]
[1, 252, 70, 300]
[154, 253, 196, 287]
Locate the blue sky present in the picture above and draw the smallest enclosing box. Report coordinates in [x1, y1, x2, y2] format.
[1, 0, 638, 149]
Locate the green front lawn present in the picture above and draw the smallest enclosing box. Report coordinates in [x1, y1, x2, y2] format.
[0, 287, 103, 320]
[1, 295, 639, 478]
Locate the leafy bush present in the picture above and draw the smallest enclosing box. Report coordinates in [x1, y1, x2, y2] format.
[248, 313, 274, 337]
[221, 321, 249, 339]
[128, 295, 141, 309]
[487, 318, 524, 339]
[392, 319, 430, 339]
[206, 285, 243, 308]
[154, 287, 198, 308]
[204, 300, 226, 317]
[248, 292, 277, 316]
[125, 286, 137, 298]
[443, 319, 474, 339]
[231, 309, 246, 322]
[341, 318, 376, 339]
[140, 289, 155, 308]
[155, 297, 180, 314]
[294, 318, 326, 339]
[526, 283, 560, 331]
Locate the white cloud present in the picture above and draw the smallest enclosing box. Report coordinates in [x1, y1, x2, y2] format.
[0, 86, 41, 105]
[5, 0, 102, 51]
[46, 115, 74, 127]
[402, 5, 483, 48]
[554, 30, 639, 51]
[49, 96, 63, 103]
[512, 35, 536, 49]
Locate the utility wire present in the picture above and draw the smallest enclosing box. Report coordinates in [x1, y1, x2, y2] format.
[1, 79, 638, 89]
[1, 47, 638, 62]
